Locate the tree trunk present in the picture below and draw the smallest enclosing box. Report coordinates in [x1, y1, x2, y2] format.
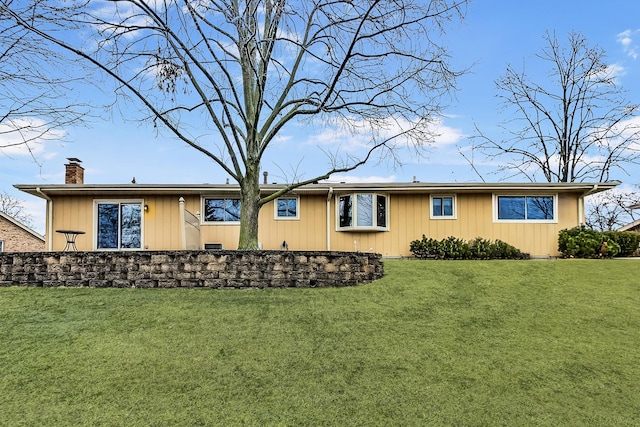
[237, 165, 261, 250]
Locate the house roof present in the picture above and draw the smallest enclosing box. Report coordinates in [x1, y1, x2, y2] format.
[0, 211, 45, 241]
[618, 219, 640, 231]
[619, 218, 640, 232]
[15, 181, 621, 199]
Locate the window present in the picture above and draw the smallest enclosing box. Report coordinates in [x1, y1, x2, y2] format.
[96, 201, 143, 250]
[337, 193, 388, 231]
[203, 198, 241, 222]
[431, 195, 456, 219]
[495, 195, 556, 222]
[275, 197, 299, 220]
[0, 240, 3, 252]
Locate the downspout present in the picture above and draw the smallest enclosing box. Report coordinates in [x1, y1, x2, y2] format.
[579, 184, 598, 225]
[326, 187, 333, 251]
[178, 197, 186, 250]
[36, 187, 53, 251]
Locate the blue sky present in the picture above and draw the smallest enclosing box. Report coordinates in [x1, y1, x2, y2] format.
[2, 0, 640, 234]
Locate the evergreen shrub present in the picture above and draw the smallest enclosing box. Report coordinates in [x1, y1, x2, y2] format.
[409, 235, 529, 260]
[602, 230, 640, 257]
[557, 226, 632, 258]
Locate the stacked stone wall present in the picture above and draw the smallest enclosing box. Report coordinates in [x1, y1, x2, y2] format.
[0, 250, 383, 288]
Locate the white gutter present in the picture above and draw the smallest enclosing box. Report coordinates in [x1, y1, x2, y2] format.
[326, 187, 333, 251]
[14, 181, 622, 198]
[36, 187, 53, 251]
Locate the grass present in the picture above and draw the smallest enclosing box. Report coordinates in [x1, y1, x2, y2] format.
[1, 259, 639, 426]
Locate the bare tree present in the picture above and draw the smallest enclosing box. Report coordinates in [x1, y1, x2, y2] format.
[0, 190, 33, 226]
[0, 1, 88, 164]
[2, 0, 467, 249]
[586, 186, 640, 231]
[474, 31, 640, 183]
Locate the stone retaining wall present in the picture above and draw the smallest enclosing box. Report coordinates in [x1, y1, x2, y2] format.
[0, 250, 384, 289]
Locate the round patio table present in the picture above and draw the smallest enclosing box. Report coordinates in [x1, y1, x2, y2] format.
[56, 229, 86, 251]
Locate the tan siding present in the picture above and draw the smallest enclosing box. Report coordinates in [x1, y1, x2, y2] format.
[51, 195, 94, 251]
[323, 192, 578, 257]
[50, 194, 183, 251]
[144, 196, 158, 249]
[144, 195, 181, 250]
[46, 189, 585, 257]
[200, 224, 240, 250]
[257, 195, 328, 251]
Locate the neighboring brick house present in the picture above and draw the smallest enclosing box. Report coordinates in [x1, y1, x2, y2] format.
[0, 211, 45, 252]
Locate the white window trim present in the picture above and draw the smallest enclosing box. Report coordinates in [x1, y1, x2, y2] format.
[492, 194, 558, 223]
[335, 193, 390, 232]
[274, 196, 300, 220]
[93, 199, 145, 250]
[430, 194, 457, 220]
[201, 196, 242, 225]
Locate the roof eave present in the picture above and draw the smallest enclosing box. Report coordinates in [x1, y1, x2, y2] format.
[14, 180, 622, 199]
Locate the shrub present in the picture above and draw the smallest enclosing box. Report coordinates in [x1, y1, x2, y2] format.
[558, 226, 626, 258]
[441, 236, 468, 259]
[409, 235, 439, 259]
[602, 230, 640, 257]
[558, 226, 601, 258]
[409, 235, 529, 260]
[469, 237, 492, 259]
[492, 239, 529, 259]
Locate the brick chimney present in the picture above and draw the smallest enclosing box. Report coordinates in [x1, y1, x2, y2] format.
[65, 158, 84, 184]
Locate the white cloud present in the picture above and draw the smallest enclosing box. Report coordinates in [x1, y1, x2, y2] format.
[0, 118, 66, 157]
[617, 29, 639, 59]
[273, 134, 293, 144]
[92, 1, 155, 38]
[618, 30, 633, 47]
[593, 115, 640, 153]
[305, 115, 466, 151]
[602, 63, 627, 82]
[430, 118, 467, 146]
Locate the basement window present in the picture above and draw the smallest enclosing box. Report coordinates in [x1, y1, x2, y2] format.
[337, 193, 388, 231]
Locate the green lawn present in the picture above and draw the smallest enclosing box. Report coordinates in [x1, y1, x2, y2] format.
[1, 259, 639, 426]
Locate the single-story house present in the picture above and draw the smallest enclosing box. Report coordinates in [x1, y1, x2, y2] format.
[0, 211, 45, 252]
[15, 160, 619, 257]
